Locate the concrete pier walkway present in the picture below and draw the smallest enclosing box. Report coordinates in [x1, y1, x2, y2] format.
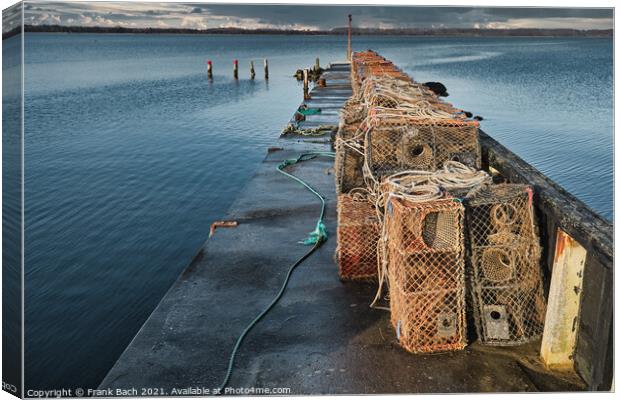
[99, 63, 583, 394]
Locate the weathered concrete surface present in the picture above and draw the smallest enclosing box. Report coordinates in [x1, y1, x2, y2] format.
[99, 63, 585, 394]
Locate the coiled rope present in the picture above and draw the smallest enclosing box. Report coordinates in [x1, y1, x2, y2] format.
[358, 76, 467, 120]
[217, 152, 335, 394]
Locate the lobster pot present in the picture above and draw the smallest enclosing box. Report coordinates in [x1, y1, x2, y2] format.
[352, 51, 388, 91]
[334, 123, 366, 195]
[363, 81, 451, 111]
[350, 71, 362, 96]
[364, 117, 481, 178]
[385, 196, 467, 353]
[366, 94, 455, 112]
[340, 98, 366, 126]
[466, 184, 547, 345]
[353, 64, 400, 88]
[336, 194, 380, 281]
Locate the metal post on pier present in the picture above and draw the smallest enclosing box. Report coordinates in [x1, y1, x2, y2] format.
[264, 59, 269, 80]
[347, 14, 352, 61]
[250, 61, 256, 79]
[207, 60, 213, 79]
[233, 59, 239, 80]
[303, 69, 311, 100]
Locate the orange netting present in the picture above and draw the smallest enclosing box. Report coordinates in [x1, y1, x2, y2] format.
[351, 51, 412, 94]
[384, 195, 467, 353]
[336, 194, 380, 280]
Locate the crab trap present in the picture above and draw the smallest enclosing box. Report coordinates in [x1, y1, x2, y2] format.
[466, 184, 547, 345]
[364, 115, 481, 177]
[334, 122, 366, 195]
[336, 194, 380, 281]
[384, 195, 467, 353]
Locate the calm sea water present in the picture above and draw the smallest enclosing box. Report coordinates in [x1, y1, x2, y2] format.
[19, 34, 612, 389]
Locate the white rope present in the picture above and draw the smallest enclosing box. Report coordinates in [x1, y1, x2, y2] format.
[429, 161, 492, 192]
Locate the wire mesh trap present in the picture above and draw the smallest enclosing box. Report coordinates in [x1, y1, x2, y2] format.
[466, 184, 547, 345]
[336, 194, 381, 281]
[384, 195, 467, 353]
[344, 51, 501, 352]
[334, 121, 366, 195]
[340, 98, 367, 125]
[363, 115, 481, 177]
[351, 51, 412, 94]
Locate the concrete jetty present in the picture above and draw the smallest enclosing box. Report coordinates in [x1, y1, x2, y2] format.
[99, 62, 589, 394]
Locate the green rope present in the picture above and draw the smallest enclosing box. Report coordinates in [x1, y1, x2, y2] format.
[217, 151, 335, 394]
[276, 152, 335, 244]
[296, 106, 322, 116]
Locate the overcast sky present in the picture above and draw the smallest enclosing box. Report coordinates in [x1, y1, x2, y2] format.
[9, 2, 615, 31]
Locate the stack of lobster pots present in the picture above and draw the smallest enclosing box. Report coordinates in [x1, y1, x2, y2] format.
[334, 51, 547, 354]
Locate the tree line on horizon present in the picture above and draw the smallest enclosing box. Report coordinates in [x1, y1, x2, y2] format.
[3, 24, 613, 40]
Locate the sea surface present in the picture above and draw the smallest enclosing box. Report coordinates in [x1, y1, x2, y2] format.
[16, 33, 612, 390]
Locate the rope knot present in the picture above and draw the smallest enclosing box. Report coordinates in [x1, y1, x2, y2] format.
[300, 220, 327, 245]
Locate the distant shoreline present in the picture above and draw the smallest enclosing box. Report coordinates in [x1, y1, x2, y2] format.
[3, 24, 613, 40]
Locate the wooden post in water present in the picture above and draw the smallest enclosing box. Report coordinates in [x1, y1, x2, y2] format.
[347, 14, 352, 61]
[315, 57, 320, 72]
[207, 60, 213, 79]
[250, 61, 256, 79]
[264, 59, 269, 80]
[233, 59, 239, 80]
[303, 69, 311, 100]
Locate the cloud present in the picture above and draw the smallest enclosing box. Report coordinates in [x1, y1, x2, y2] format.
[78, 14, 92, 25]
[483, 17, 614, 30]
[73, 13, 118, 27]
[36, 13, 62, 25]
[93, 15, 118, 27]
[180, 16, 207, 30]
[2, 3, 22, 33]
[19, 3, 613, 30]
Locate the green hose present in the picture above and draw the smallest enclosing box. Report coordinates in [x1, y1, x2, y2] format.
[276, 152, 335, 244]
[217, 151, 335, 394]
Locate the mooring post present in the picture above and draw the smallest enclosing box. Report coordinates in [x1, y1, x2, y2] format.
[540, 229, 587, 371]
[233, 59, 239, 80]
[207, 60, 213, 79]
[264, 58, 269, 80]
[347, 14, 352, 61]
[303, 68, 311, 100]
[250, 61, 256, 79]
[316, 57, 325, 86]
